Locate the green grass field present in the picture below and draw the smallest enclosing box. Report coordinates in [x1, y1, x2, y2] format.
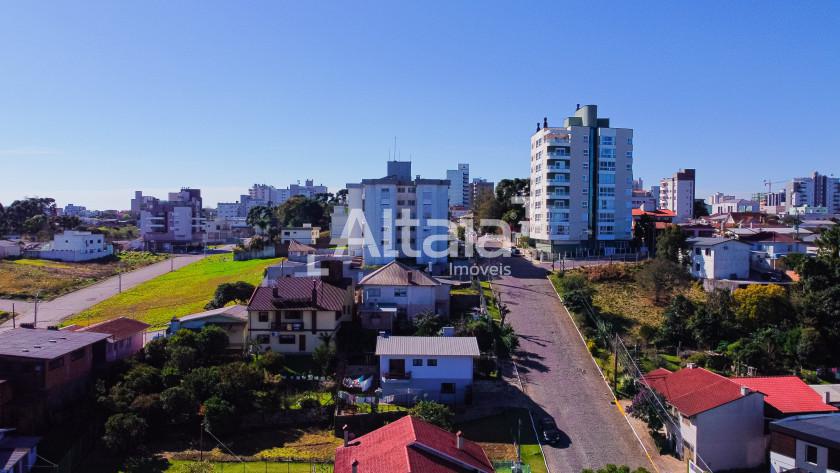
[164, 460, 333, 472]
[63, 254, 282, 328]
[458, 408, 547, 473]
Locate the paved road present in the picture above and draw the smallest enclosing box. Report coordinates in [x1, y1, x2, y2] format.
[0, 255, 204, 331]
[492, 255, 652, 472]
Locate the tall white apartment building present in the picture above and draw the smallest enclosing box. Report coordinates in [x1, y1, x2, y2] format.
[528, 105, 634, 255]
[786, 172, 840, 213]
[660, 169, 696, 223]
[446, 163, 470, 208]
[346, 161, 450, 270]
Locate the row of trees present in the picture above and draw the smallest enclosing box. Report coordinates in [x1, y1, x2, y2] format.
[473, 178, 529, 232]
[244, 195, 333, 245]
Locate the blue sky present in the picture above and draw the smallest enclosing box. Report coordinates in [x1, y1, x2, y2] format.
[1, 1, 838, 209]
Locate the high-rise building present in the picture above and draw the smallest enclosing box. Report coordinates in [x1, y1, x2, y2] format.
[469, 178, 495, 209]
[446, 164, 470, 208]
[247, 180, 329, 206]
[346, 161, 450, 270]
[528, 104, 634, 255]
[786, 172, 840, 213]
[137, 188, 205, 251]
[660, 169, 696, 223]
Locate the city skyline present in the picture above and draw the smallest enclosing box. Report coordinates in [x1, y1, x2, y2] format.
[2, 2, 839, 208]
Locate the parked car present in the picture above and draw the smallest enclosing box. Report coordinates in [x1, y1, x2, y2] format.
[539, 417, 562, 445]
[511, 248, 522, 256]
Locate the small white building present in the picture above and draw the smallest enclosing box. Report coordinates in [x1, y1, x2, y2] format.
[644, 366, 766, 471]
[358, 261, 450, 331]
[375, 334, 479, 405]
[279, 224, 320, 245]
[769, 414, 840, 473]
[687, 237, 751, 280]
[0, 241, 21, 259]
[31, 231, 113, 262]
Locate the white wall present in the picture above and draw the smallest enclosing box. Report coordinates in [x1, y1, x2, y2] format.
[379, 354, 473, 380]
[362, 285, 438, 318]
[693, 393, 765, 471]
[691, 242, 750, 280]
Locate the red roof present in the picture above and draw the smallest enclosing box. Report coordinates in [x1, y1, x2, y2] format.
[359, 261, 440, 287]
[733, 376, 838, 415]
[248, 278, 349, 312]
[632, 208, 676, 218]
[76, 317, 150, 341]
[643, 367, 753, 417]
[334, 416, 493, 473]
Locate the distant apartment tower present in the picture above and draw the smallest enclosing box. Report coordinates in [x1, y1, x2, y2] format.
[528, 104, 634, 255]
[659, 169, 696, 223]
[631, 178, 659, 210]
[137, 188, 205, 251]
[247, 180, 329, 207]
[446, 163, 470, 208]
[346, 161, 450, 270]
[469, 178, 495, 209]
[786, 171, 840, 213]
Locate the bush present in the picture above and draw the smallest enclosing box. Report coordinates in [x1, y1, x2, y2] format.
[103, 413, 148, 453]
[122, 364, 163, 394]
[202, 396, 238, 435]
[408, 401, 453, 430]
[161, 386, 198, 425]
[555, 272, 595, 313]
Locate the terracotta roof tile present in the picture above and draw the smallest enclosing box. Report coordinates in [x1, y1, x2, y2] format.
[359, 261, 439, 287]
[77, 317, 150, 340]
[643, 367, 751, 417]
[734, 376, 838, 415]
[248, 278, 349, 312]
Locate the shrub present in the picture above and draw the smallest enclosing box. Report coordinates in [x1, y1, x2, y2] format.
[103, 413, 148, 453]
[409, 401, 453, 430]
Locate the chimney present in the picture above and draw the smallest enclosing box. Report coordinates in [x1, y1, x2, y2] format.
[273, 286, 279, 298]
[686, 363, 696, 369]
[740, 386, 750, 397]
[576, 103, 581, 110]
[407, 271, 413, 284]
[343, 424, 350, 447]
[825, 391, 832, 405]
[543, 117, 548, 129]
[351, 460, 359, 473]
[456, 431, 464, 450]
[536, 122, 541, 132]
[312, 280, 319, 306]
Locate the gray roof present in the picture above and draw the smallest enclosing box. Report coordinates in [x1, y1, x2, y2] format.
[687, 237, 750, 247]
[0, 328, 110, 360]
[771, 414, 840, 449]
[375, 336, 480, 357]
[177, 304, 248, 322]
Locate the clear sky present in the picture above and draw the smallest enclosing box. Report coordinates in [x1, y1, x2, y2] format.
[1, 1, 838, 209]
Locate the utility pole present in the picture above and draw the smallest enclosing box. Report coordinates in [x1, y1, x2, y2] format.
[613, 334, 619, 393]
[34, 291, 40, 328]
[11, 303, 15, 328]
[170, 255, 174, 272]
[118, 272, 122, 293]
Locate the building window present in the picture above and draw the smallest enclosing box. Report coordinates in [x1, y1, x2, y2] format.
[277, 334, 296, 344]
[600, 136, 614, 146]
[705, 248, 711, 256]
[284, 311, 303, 320]
[394, 288, 407, 297]
[427, 359, 437, 366]
[695, 263, 701, 271]
[365, 288, 381, 298]
[441, 382, 456, 394]
[258, 311, 269, 322]
[695, 248, 701, 255]
[413, 359, 423, 367]
[806, 444, 818, 464]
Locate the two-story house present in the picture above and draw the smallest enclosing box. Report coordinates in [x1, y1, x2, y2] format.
[644, 366, 766, 471]
[375, 333, 479, 405]
[247, 261, 353, 354]
[279, 225, 320, 245]
[166, 305, 248, 351]
[67, 317, 150, 362]
[687, 237, 752, 281]
[359, 261, 450, 331]
[770, 414, 840, 473]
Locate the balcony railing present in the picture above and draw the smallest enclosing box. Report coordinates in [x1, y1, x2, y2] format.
[382, 371, 412, 382]
[271, 322, 305, 331]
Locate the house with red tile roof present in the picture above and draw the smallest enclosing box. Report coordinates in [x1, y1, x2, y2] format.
[733, 376, 838, 418]
[70, 317, 150, 362]
[334, 415, 493, 473]
[643, 366, 766, 471]
[247, 261, 354, 354]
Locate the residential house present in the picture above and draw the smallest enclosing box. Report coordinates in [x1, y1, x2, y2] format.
[643, 366, 766, 471]
[26, 231, 113, 262]
[0, 241, 20, 259]
[334, 415, 493, 473]
[711, 198, 760, 215]
[679, 224, 717, 238]
[376, 334, 479, 405]
[0, 428, 39, 473]
[285, 240, 317, 261]
[359, 261, 450, 331]
[167, 305, 248, 350]
[687, 237, 752, 281]
[279, 225, 320, 245]
[770, 414, 840, 473]
[69, 317, 149, 362]
[247, 261, 353, 354]
[735, 231, 808, 271]
[734, 376, 838, 420]
[810, 385, 840, 408]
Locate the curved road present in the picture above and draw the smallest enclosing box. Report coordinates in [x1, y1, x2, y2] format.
[0, 255, 204, 331]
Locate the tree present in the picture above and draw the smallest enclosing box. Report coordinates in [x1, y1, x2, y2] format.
[474, 190, 503, 233]
[201, 396, 238, 435]
[635, 259, 690, 304]
[253, 350, 285, 375]
[205, 281, 255, 310]
[659, 295, 695, 348]
[413, 312, 444, 336]
[633, 215, 655, 252]
[816, 225, 840, 265]
[195, 325, 230, 361]
[312, 336, 337, 376]
[655, 225, 688, 265]
[276, 196, 327, 228]
[160, 386, 198, 425]
[122, 364, 163, 394]
[409, 401, 453, 430]
[626, 389, 664, 434]
[142, 338, 169, 368]
[54, 215, 81, 231]
[732, 284, 792, 331]
[103, 413, 148, 453]
[22, 214, 48, 236]
[246, 205, 276, 236]
[555, 273, 595, 313]
[215, 362, 263, 408]
[181, 366, 222, 402]
[693, 199, 710, 218]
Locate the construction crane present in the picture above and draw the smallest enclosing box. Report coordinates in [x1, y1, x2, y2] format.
[763, 178, 786, 194]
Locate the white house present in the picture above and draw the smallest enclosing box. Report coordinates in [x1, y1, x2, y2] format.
[0, 241, 21, 259]
[167, 305, 248, 351]
[246, 262, 353, 354]
[687, 237, 752, 280]
[30, 231, 113, 262]
[358, 261, 450, 331]
[279, 225, 320, 245]
[770, 414, 840, 473]
[375, 334, 479, 405]
[0, 428, 40, 473]
[644, 366, 766, 471]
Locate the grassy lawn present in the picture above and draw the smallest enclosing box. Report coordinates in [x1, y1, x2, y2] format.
[63, 254, 282, 329]
[457, 408, 547, 473]
[0, 252, 167, 300]
[165, 460, 333, 472]
[480, 281, 501, 320]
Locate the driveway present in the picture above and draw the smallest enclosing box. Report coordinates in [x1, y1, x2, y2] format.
[491, 254, 653, 472]
[0, 255, 204, 331]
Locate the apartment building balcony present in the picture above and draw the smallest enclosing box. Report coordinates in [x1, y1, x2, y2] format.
[546, 137, 571, 146]
[547, 177, 570, 186]
[547, 151, 570, 158]
[546, 191, 570, 199]
[547, 164, 570, 171]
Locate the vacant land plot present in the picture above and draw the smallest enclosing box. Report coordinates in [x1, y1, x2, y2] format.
[63, 254, 281, 329]
[0, 252, 166, 300]
[458, 408, 547, 473]
[164, 460, 333, 472]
